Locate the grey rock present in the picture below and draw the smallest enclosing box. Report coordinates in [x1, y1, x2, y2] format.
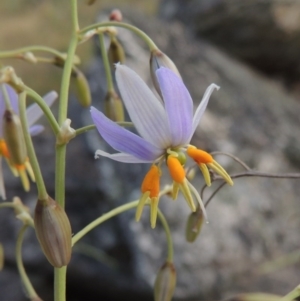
[160, 0, 300, 83]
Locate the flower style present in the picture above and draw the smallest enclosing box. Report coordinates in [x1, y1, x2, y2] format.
[0, 84, 57, 199]
[91, 64, 233, 228]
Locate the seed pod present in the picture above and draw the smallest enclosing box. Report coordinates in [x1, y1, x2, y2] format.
[150, 49, 181, 97]
[108, 36, 125, 66]
[0, 243, 4, 270]
[34, 197, 72, 268]
[154, 261, 176, 301]
[185, 207, 204, 242]
[74, 70, 91, 108]
[104, 91, 124, 122]
[3, 109, 27, 166]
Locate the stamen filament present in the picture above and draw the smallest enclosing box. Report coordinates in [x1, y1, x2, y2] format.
[207, 160, 233, 186]
[199, 163, 211, 186]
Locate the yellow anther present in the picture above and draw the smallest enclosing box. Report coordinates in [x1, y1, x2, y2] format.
[187, 146, 213, 164]
[141, 165, 160, 197]
[167, 156, 185, 184]
[0, 139, 9, 158]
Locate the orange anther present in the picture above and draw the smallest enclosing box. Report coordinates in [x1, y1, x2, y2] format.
[141, 165, 160, 197]
[167, 156, 185, 184]
[0, 139, 10, 158]
[187, 147, 213, 164]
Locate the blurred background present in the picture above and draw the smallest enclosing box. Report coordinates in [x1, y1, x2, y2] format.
[1, 0, 300, 301]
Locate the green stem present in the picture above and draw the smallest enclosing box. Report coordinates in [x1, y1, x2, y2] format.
[157, 209, 173, 262]
[16, 225, 42, 301]
[18, 92, 48, 201]
[72, 200, 139, 245]
[0, 45, 74, 61]
[0, 202, 16, 210]
[98, 33, 114, 92]
[22, 86, 60, 134]
[54, 1, 79, 301]
[80, 21, 158, 51]
[282, 285, 300, 301]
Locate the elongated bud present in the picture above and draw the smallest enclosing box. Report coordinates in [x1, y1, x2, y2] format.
[34, 197, 72, 268]
[0, 243, 4, 270]
[3, 109, 27, 165]
[73, 70, 91, 107]
[108, 36, 125, 66]
[154, 261, 176, 301]
[186, 207, 204, 242]
[104, 91, 124, 122]
[150, 49, 181, 97]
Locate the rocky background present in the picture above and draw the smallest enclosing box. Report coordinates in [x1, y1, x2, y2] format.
[1, 1, 300, 301]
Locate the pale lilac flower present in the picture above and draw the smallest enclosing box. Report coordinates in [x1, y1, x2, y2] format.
[0, 84, 57, 199]
[91, 65, 232, 228]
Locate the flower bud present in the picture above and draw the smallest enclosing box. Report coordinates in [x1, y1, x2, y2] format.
[104, 91, 124, 122]
[3, 109, 27, 166]
[0, 243, 4, 270]
[73, 69, 91, 108]
[109, 9, 123, 22]
[34, 197, 72, 268]
[150, 49, 181, 97]
[186, 207, 204, 242]
[154, 261, 176, 301]
[108, 36, 125, 66]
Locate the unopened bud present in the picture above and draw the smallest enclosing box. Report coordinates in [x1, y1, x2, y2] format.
[3, 109, 27, 166]
[150, 49, 181, 97]
[34, 197, 72, 268]
[0, 243, 4, 270]
[74, 70, 91, 107]
[104, 91, 124, 122]
[186, 207, 204, 242]
[154, 261, 176, 301]
[108, 36, 125, 66]
[109, 9, 123, 22]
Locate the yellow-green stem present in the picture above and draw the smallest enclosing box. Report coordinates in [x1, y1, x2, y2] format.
[22, 86, 60, 134]
[0, 45, 76, 61]
[98, 33, 114, 92]
[16, 225, 42, 301]
[282, 285, 300, 301]
[80, 21, 158, 51]
[18, 92, 48, 201]
[54, 1, 79, 301]
[157, 209, 173, 262]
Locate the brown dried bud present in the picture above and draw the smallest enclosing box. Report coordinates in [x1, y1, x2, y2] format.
[104, 91, 124, 122]
[150, 49, 181, 97]
[186, 206, 204, 243]
[0, 243, 4, 270]
[108, 37, 125, 66]
[109, 9, 123, 22]
[3, 109, 27, 166]
[74, 70, 92, 108]
[154, 261, 176, 301]
[34, 197, 72, 268]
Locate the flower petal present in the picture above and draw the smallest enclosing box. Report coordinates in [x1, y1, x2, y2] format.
[157, 67, 193, 146]
[95, 150, 153, 163]
[0, 157, 6, 199]
[91, 106, 163, 161]
[26, 91, 58, 127]
[190, 84, 220, 140]
[29, 125, 45, 136]
[115, 64, 171, 148]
